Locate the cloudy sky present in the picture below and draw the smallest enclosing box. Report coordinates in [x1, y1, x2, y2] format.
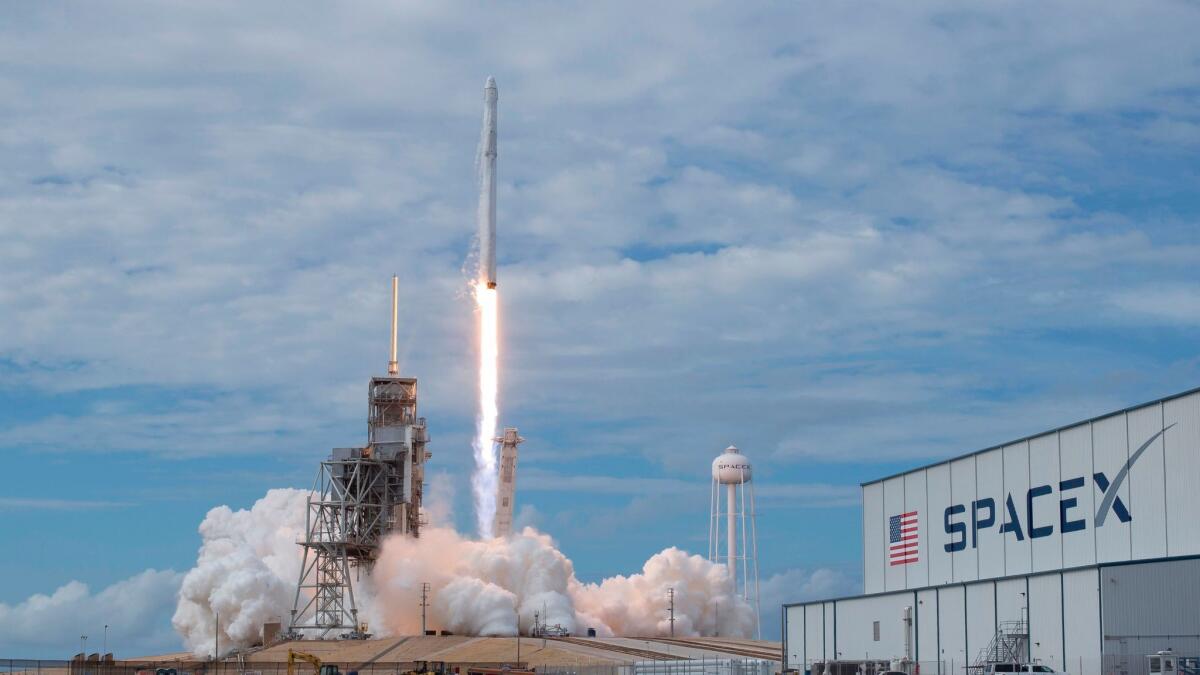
[3, 0, 1200, 658]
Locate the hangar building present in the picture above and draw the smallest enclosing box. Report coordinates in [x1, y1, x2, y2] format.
[783, 387, 1200, 675]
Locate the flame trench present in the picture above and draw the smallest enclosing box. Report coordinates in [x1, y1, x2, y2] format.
[472, 281, 499, 539]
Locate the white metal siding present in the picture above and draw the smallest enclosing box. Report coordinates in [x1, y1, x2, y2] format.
[1002, 441, 1032, 575]
[905, 471, 930, 588]
[1022, 432, 1060, 569]
[885, 476, 907, 591]
[786, 605, 805, 667]
[952, 457, 979, 583]
[965, 581, 996, 664]
[1029, 433, 1062, 572]
[1100, 559, 1200, 675]
[928, 463, 954, 586]
[994, 577, 1025, 625]
[1028, 573, 1064, 671]
[976, 449, 1006, 581]
[916, 588, 939, 663]
[1092, 414, 1132, 563]
[938, 585, 967, 674]
[1164, 392, 1200, 557]
[805, 603, 825, 665]
[1062, 568, 1100, 673]
[1101, 558, 1200, 640]
[862, 388, 1200, 586]
[836, 593, 914, 660]
[1127, 403, 1167, 559]
[864, 482, 886, 594]
[1058, 423, 1096, 568]
[824, 602, 835, 659]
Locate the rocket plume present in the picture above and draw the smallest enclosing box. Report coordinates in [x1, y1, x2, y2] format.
[472, 281, 500, 538]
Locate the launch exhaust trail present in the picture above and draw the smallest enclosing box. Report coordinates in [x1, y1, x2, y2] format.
[472, 76, 500, 539]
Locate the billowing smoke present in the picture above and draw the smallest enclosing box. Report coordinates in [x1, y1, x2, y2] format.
[368, 527, 579, 636]
[173, 492, 754, 655]
[172, 489, 310, 656]
[573, 547, 756, 637]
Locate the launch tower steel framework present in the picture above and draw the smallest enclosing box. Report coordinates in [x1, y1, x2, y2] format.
[289, 279, 430, 638]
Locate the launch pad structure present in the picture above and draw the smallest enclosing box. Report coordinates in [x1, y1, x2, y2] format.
[289, 276, 431, 638]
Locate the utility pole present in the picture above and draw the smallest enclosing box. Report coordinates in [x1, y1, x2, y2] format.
[714, 602, 719, 637]
[667, 588, 676, 637]
[214, 611, 219, 673]
[515, 610, 522, 666]
[420, 583, 431, 635]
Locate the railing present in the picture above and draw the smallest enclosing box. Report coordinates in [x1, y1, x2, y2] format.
[970, 620, 1029, 670]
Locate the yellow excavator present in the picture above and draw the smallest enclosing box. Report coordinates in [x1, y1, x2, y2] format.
[287, 650, 341, 675]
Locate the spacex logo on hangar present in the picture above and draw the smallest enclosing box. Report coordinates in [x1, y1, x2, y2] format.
[940, 425, 1173, 552]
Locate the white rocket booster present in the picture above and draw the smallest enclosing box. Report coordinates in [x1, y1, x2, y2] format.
[479, 76, 498, 289]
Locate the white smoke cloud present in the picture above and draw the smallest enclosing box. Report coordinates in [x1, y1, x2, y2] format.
[172, 488, 310, 657]
[369, 526, 576, 636]
[173, 491, 756, 655]
[369, 527, 754, 639]
[0, 570, 183, 659]
[572, 546, 756, 638]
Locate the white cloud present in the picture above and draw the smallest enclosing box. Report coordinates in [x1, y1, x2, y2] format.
[1, 2, 1196, 470]
[759, 566, 860, 639]
[0, 570, 183, 659]
[1110, 285, 1200, 325]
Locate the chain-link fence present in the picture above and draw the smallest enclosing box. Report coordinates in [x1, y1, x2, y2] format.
[0, 660, 70, 675]
[796, 656, 1176, 675]
[538, 658, 775, 675]
[0, 661, 532, 675]
[0, 659, 776, 675]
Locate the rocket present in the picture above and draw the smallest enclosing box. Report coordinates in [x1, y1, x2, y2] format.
[479, 76, 498, 289]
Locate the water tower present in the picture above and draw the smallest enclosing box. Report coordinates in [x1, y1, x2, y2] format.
[709, 445, 761, 638]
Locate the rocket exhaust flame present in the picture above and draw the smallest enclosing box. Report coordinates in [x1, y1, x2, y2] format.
[472, 281, 499, 539]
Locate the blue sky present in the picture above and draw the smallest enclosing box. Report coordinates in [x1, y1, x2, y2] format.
[3, 0, 1200, 659]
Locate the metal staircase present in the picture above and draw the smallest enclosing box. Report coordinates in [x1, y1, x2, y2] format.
[970, 620, 1029, 670]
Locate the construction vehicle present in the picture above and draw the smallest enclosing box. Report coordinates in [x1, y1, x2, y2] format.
[287, 650, 341, 675]
[405, 662, 449, 675]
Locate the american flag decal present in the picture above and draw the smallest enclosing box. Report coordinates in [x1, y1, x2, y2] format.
[889, 511, 919, 566]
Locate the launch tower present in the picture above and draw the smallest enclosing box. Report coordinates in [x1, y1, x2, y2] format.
[289, 276, 430, 638]
[492, 427, 523, 537]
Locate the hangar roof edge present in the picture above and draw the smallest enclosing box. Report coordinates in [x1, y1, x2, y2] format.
[860, 383, 1200, 488]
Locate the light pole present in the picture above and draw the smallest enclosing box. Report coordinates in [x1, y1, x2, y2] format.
[81, 635, 88, 658]
[420, 583, 431, 636]
[103, 625, 108, 657]
[667, 588, 676, 637]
